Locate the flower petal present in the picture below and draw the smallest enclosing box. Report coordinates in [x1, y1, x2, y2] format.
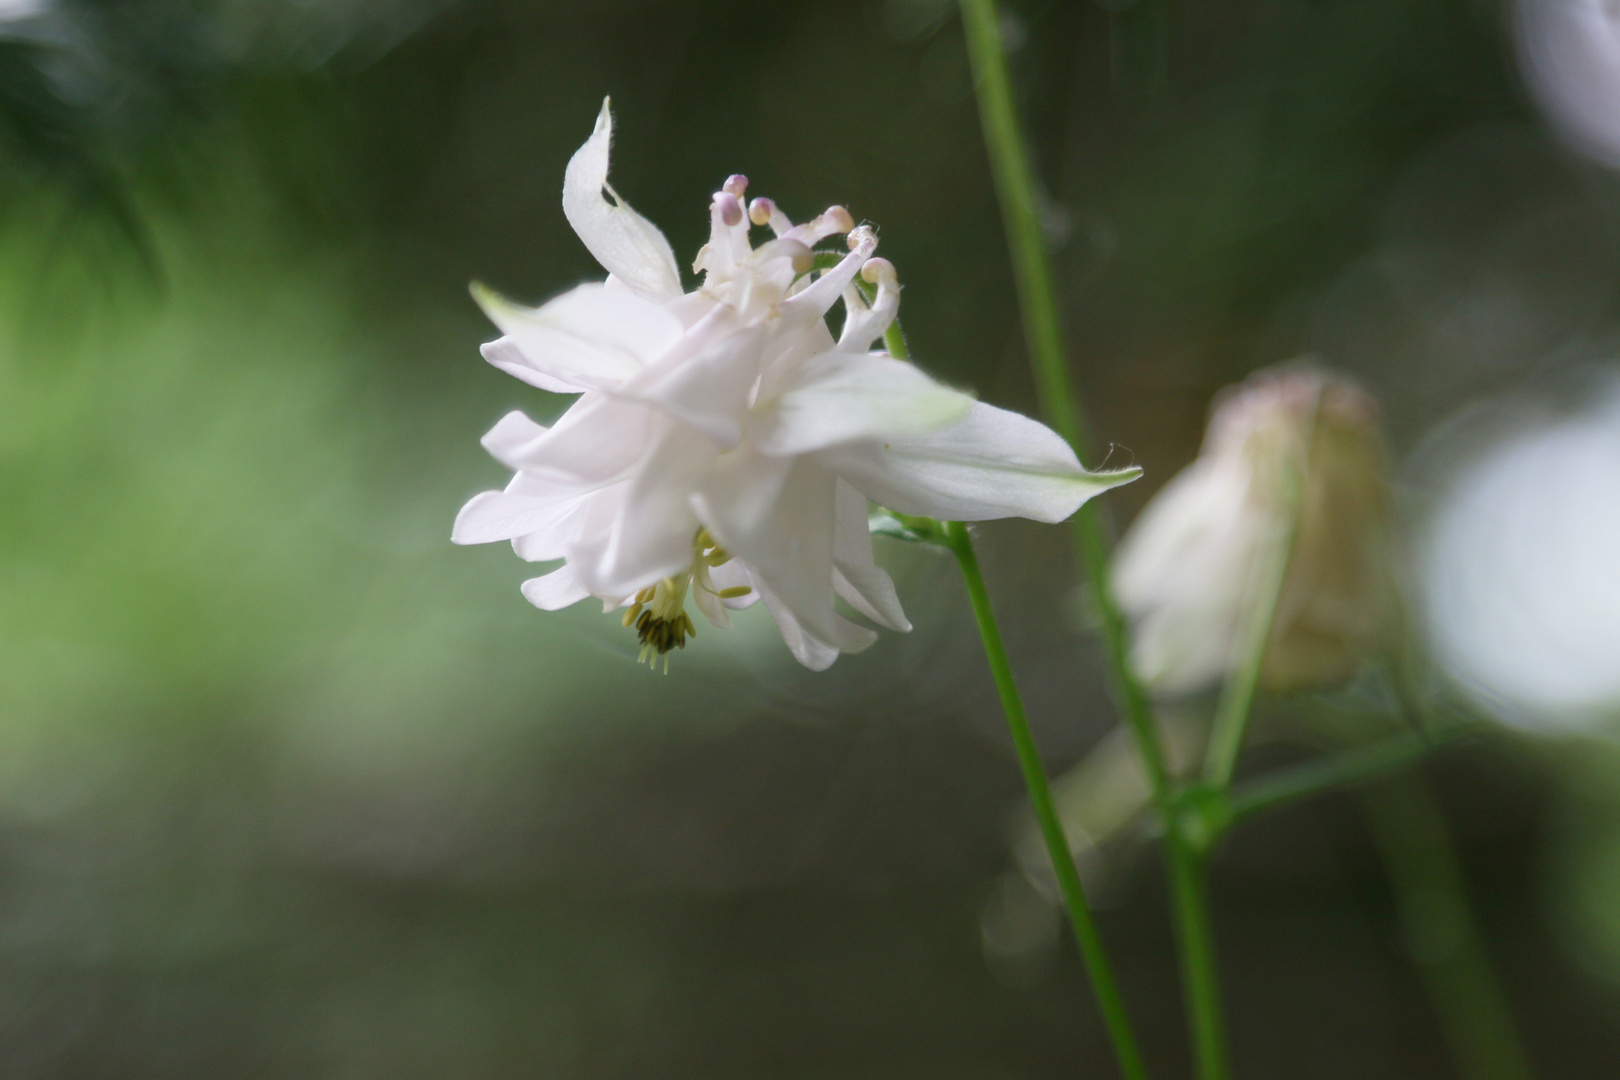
[511, 488, 597, 562]
[750, 352, 973, 456]
[502, 393, 658, 486]
[753, 576, 877, 671]
[452, 483, 594, 545]
[832, 480, 910, 632]
[571, 425, 716, 596]
[562, 99, 683, 300]
[820, 401, 1141, 523]
[479, 410, 548, 470]
[616, 307, 766, 447]
[694, 456, 840, 646]
[520, 564, 591, 610]
[473, 281, 682, 393]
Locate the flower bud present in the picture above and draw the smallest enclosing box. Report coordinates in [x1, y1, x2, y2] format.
[1113, 365, 1395, 695]
[713, 191, 744, 227]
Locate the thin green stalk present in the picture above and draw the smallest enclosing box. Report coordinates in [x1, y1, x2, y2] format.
[1226, 728, 1454, 827]
[1167, 840, 1229, 1080]
[1203, 461, 1304, 789]
[1359, 771, 1536, 1080]
[958, 0, 1171, 831]
[944, 520, 1149, 1080]
[959, 5, 1228, 1077]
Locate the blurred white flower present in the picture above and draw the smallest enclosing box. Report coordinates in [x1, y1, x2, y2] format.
[1113, 366, 1394, 695]
[454, 100, 1138, 670]
[1418, 379, 1620, 733]
[1517, 0, 1620, 169]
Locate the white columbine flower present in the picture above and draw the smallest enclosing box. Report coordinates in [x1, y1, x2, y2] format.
[453, 99, 1139, 669]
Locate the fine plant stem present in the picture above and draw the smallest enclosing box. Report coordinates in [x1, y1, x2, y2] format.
[1358, 771, 1536, 1080]
[1167, 840, 1229, 1080]
[959, 4, 1228, 1078]
[957, 0, 1171, 805]
[944, 520, 1149, 1080]
[1203, 466, 1301, 788]
[1226, 728, 1459, 827]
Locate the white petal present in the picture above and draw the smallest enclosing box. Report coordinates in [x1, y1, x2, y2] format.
[473, 281, 682, 393]
[752, 577, 876, 671]
[520, 564, 591, 610]
[511, 489, 596, 562]
[480, 410, 548, 470]
[690, 565, 734, 630]
[820, 401, 1141, 523]
[570, 425, 716, 596]
[562, 99, 683, 300]
[480, 338, 581, 395]
[832, 480, 910, 631]
[504, 393, 658, 485]
[452, 486, 592, 545]
[694, 457, 839, 646]
[616, 308, 766, 446]
[778, 236, 873, 327]
[708, 558, 762, 609]
[750, 352, 973, 456]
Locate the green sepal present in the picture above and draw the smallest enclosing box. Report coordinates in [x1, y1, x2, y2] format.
[868, 509, 949, 546]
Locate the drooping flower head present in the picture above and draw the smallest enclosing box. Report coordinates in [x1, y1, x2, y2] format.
[454, 99, 1139, 669]
[1112, 365, 1395, 694]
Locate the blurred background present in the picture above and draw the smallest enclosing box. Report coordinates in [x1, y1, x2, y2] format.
[4, 0, 1620, 1075]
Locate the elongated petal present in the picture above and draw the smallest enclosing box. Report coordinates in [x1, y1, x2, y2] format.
[452, 483, 593, 545]
[520, 564, 591, 610]
[562, 99, 682, 300]
[753, 577, 877, 671]
[750, 352, 973, 456]
[832, 480, 910, 631]
[502, 393, 658, 485]
[572, 425, 716, 596]
[480, 338, 580, 395]
[617, 308, 766, 446]
[480, 410, 548, 470]
[820, 401, 1141, 523]
[473, 281, 682, 393]
[694, 457, 839, 646]
[511, 488, 596, 562]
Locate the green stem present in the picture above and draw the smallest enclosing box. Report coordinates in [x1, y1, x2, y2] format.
[1226, 728, 1457, 827]
[945, 520, 1149, 1080]
[1204, 461, 1306, 789]
[1358, 771, 1536, 1080]
[957, 0, 1170, 807]
[1167, 838, 1229, 1080]
[959, 5, 1228, 1077]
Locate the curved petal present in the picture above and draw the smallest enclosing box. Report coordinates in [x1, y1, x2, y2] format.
[819, 401, 1141, 523]
[511, 488, 596, 562]
[452, 483, 596, 546]
[521, 564, 592, 610]
[616, 307, 766, 447]
[479, 410, 548, 470]
[693, 456, 840, 646]
[753, 574, 877, 671]
[570, 425, 716, 597]
[479, 338, 580, 395]
[832, 480, 910, 632]
[473, 281, 682, 393]
[708, 558, 762, 609]
[562, 99, 683, 300]
[503, 393, 659, 485]
[749, 352, 973, 456]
